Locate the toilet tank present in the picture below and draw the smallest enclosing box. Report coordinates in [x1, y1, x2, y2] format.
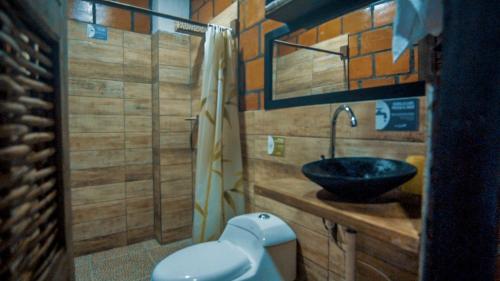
[226, 213, 297, 281]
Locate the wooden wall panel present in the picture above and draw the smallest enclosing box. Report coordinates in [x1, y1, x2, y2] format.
[152, 31, 193, 244]
[68, 20, 153, 255]
[240, 77, 426, 281]
[274, 34, 348, 100]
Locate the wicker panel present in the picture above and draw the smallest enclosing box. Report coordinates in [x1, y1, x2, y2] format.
[0, 1, 64, 280]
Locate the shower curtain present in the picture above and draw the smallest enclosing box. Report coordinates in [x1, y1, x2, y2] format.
[193, 25, 244, 243]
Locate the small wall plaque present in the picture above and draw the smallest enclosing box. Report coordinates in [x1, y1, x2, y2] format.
[87, 24, 108, 41]
[376, 98, 419, 131]
[267, 136, 285, 157]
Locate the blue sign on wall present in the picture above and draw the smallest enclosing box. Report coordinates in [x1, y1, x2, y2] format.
[375, 98, 419, 131]
[87, 24, 108, 41]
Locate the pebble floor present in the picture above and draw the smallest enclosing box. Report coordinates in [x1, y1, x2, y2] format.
[74, 239, 192, 281]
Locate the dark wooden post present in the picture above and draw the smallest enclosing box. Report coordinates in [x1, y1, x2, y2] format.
[420, 0, 499, 280]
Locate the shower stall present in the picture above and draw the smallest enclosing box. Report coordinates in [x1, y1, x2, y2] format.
[67, 0, 240, 255]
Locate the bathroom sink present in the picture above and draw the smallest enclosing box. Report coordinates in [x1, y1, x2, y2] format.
[302, 157, 417, 200]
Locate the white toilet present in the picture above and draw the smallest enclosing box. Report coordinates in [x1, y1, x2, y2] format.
[151, 213, 297, 281]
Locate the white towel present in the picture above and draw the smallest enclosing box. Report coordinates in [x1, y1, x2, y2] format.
[392, 0, 443, 62]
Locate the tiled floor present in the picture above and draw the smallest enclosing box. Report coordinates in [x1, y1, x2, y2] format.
[74, 239, 192, 281]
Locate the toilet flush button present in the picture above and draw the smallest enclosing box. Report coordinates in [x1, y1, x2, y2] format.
[258, 213, 270, 220]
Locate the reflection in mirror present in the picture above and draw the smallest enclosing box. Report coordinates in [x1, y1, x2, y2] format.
[272, 34, 349, 100]
[265, 1, 425, 109]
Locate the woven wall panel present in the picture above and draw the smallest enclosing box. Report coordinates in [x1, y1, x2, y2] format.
[0, 1, 63, 280]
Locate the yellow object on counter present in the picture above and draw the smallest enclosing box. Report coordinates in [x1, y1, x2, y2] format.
[400, 155, 425, 195]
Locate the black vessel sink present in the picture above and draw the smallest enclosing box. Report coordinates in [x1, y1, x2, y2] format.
[302, 157, 417, 200]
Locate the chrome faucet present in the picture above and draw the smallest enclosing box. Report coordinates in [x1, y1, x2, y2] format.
[331, 104, 357, 158]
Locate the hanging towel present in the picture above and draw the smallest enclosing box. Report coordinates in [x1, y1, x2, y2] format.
[392, 0, 443, 62]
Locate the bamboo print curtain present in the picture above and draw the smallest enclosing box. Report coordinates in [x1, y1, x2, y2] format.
[193, 25, 244, 243]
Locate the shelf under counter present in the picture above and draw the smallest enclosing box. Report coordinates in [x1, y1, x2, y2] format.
[254, 178, 422, 254]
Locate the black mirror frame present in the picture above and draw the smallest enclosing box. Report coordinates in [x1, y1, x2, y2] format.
[263, 3, 425, 110]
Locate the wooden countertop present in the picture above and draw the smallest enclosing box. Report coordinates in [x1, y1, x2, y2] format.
[254, 178, 422, 254]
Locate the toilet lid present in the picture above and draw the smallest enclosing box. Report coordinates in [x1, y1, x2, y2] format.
[152, 240, 251, 281]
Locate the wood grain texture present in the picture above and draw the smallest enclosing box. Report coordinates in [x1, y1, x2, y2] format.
[69, 96, 124, 115]
[72, 200, 126, 224]
[357, 251, 417, 281]
[72, 215, 127, 241]
[159, 66, 190, 85]
[123, 31, 151, 50]
[71, 166, 126, 188]
[69, 115, 124, 133]
[126, 164, 153, 181]
[73, 232, 127, 256]
[71, 183, 126, 206]
[125, 132, 152, 148]
[161, 178, 193, 198]
[125, 116, 152, 132]
[161, 196, 193, 230]
[69, 78, 123, 98]
[159, 116, 191, 132]
[69, 59, 124, 81]
[159, 48, 190, 67]
[273, 34, 348, 99]
[254, 178, 421, 254]
[70, 150, 124, 170]
[152, 28, 194, 244]
[159, 82, 191, 100]
[297, 257, 329, 281]
[160, 163, 192, 182]
[125, 148, 153, 165]
[127, 225, 154, 244]
[68, 19, 154, 253]
[126, 180, 153, 198]
[124, 64, 152, 83]
[69, 40, 124, 64]
[70, 133, 124, 151]
[124, 82, 151, 99]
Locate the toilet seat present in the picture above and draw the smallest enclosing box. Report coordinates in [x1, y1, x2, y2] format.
[152, 240, 251, 281]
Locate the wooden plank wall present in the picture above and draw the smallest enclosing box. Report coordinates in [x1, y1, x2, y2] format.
[240, 99, 427, 279]
[67, 20, 154, 255]
[152, 32, 194, 243]
[274, 34, 348, 100]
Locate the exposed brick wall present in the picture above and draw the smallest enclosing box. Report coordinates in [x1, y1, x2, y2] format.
[191, 0, 418, 111]
[68, 0, 151, 34]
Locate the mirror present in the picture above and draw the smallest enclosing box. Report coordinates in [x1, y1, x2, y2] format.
[264, 0, 425, 109]
[273, 34, 349, 100]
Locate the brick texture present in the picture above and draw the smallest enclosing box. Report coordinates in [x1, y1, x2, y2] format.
[240, 25, 260, 61]
[190, 0, 420, 111]
[374, 1, 396, 27]
[318, 18, 341, 42]
[245, 58, 264, 91]
[361, 27, 393, 54]
[214, 0, 233, 15]
[298, 28, 318, 46]
[343, 8, 372, 34]
[375, 50, 410, 76]
[349, 56, 373, 79]
[198, 1, 213, 24]
[240, 92, 260, 111]
[241, 0, 265, 29]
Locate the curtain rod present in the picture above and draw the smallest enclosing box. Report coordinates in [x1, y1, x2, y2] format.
[274, 39, 347, 58]
[84, 0, 208, 28]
